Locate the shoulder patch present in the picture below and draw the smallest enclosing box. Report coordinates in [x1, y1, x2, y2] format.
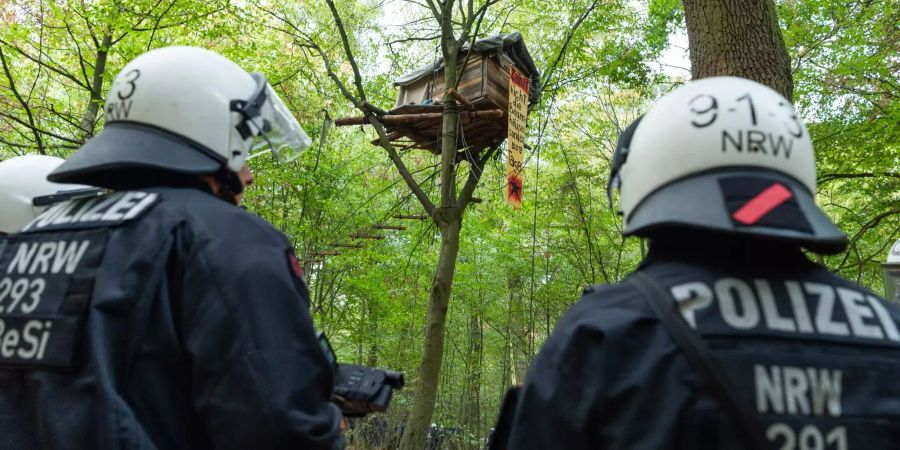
[285, 249, 311, 306]
[287, 250, 304, 280]
[21, 191, 159, 233]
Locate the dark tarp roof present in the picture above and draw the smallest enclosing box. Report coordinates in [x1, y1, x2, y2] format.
[393, 32, 542, 105]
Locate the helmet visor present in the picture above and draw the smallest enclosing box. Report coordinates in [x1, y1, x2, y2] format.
[238, 73, 311, 163]
[883, 264, 900, 302]
[250, 85, 311, 163]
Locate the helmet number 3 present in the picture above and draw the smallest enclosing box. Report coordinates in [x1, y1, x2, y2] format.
[688, 93, 804, 139]
[106, 69, 141, 121]
[117, 69, 141, 100]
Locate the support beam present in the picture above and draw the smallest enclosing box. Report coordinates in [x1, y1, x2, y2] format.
[335, 109, 503, 126]
[372, 224, 407, 230]
[394, 214, 429, 220]
[446, 88, 474, 110]
[349, 233, 386, 240]
[328, 242, 365, 249]
[371, 131, 403, 145]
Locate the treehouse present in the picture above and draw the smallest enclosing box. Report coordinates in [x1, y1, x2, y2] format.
[336, 33, 541, 156]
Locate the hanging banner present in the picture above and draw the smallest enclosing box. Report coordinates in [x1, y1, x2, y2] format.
[506, 66, 529, 209]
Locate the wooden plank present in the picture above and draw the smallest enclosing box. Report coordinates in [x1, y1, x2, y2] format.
[486, 61, 510, 87]
[370, 131, 403, 145]
[328, 242, 365, 249]
[480, 54, 488, 98]
[314, 250, 341, 256]
[349, 233, 386, 240]
[406, 54, 489, 105]
[394, 214, 428, 220]
[389, 104, 443, 115]
[363, 102, 389, 116]
[484, 84, 510, 111]
[397, 79, 432, 106]
[446, 88, 474, 110]
[388, 123, 440, 148]
[344, 110, 502, 127]
[372, 224, 407, 230]
[393, 53, 527, 110]
[335, 116, 366, 126]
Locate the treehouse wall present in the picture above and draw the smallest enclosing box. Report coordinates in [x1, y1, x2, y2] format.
[395, 52, 513, 114]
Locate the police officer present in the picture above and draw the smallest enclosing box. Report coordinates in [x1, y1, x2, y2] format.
[491, 77, 900, 449]
[883, 238, 900, 302]
[0, 155, 94, 235]
[0, 47, 344, 449]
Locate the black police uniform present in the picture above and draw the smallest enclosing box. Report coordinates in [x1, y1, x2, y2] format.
[0, 186, 344, 449]
[494, 235, 900, 449]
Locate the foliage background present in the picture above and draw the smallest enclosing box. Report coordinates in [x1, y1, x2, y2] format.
[1, 0, 896, 447]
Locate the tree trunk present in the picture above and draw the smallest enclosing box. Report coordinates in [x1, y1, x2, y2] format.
[366, 298, 379, 367]
[398, 24, 466, 448]
[399, 218, 463, 450]
[509, 275, 529, 384]
[463, 312, 483, 444]
[500, 302, 512, 388]
[81, 34, 112, 140]
[683, 0, 793, 99]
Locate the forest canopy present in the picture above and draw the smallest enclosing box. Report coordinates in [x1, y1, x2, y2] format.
[1, 0, 897, 447]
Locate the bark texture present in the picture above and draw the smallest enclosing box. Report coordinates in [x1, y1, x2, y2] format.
[683, 0, 793, 99]
[398, 25, 469, 448]
[80, 34, 112, 140]
[399, 218, 463, 449]
[463, 313, 483, 438]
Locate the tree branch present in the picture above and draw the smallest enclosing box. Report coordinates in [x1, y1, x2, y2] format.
[78, 34, 112, 140]
[0, 110, 81, 145]
[835, 209, 900, 270]
[274, 6, 438, 217]
[457, 144, 499, 211]
[0, 45, 45, 154]
[818, 172, 900, 185]
[541, 0, 599, 88]
[0, 38, 88, 90]
[324, 0, 367, 103]
[63, 20, 93, 89]
[145, 0, 178, 51]
[387, 34, 441, 45]
[368, 115, 437, 217]
[300, 43, 360, 109]
[455, 0, 493, 81]
[423, 0, 443, 23]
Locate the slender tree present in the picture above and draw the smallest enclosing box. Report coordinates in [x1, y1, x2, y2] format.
[271, 1, 500, 446]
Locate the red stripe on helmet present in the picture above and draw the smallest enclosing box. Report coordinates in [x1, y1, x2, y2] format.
[732, 183, 793, 225]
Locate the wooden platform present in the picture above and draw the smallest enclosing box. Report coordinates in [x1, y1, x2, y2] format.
[336, 52, 520, 156]
[383, 100, 506, 155]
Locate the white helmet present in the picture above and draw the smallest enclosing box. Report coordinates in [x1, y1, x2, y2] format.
[608, 77, 847, 254]
[883, 238, 900, 301]
[0, 155, 93, 234]
[49, 46, 311, 189]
